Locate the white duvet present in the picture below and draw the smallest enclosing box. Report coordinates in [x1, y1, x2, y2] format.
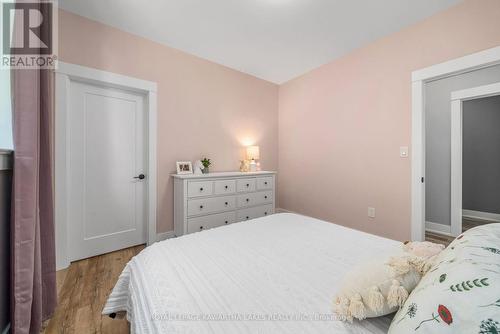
[103, 213, 401, 333]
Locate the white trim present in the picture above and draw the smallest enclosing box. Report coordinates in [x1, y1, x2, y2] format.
[451, 82, 500, 101]
[411, 45, 500, 242]
[412, 46, 500, 82]
[411, 80, 425, 241]
[147, 90, 158, 246]
[450, 99, 463, 237]
[156, 231, 176, 242]
[55, 61, 157, 93]
[450, 82, 500, 238]
[425, 221, 452, 236]
[55, 62, 158, 270]
[55, 72, 70, 270]
[462, 209, 500, 223]
[276, 208, 294, 213]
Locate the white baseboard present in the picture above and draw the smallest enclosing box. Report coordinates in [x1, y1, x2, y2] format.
[276, 208, 294, 213]
[156, 230, 176, 242]
[462, 209, 500, 223]
[425, 221, 452, 236]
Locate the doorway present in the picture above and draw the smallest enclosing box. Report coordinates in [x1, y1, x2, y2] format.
[411, 46, 500, 242]
[55, 62, 158, 270]
[450, 83, 500, 236]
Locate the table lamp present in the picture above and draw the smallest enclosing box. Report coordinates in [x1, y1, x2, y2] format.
[246, 146, 260, 172]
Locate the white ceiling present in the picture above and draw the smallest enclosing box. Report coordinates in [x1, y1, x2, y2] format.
[59, 0, 461, 84]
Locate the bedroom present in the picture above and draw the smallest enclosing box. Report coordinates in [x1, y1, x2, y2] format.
[1, 0, 500, 333]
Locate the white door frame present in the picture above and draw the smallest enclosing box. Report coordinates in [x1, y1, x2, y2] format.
[55, 62, 158, 270]
[411, 45, 500, 241]
[450, 82, 500, 236]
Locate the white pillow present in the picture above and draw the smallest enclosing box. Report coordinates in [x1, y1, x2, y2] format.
[333, 257, 421, 322]
[333, 241, 443, 322]
[388, 223, 500, 334]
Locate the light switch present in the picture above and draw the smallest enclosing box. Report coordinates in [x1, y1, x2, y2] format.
[368, 207, 376, 218]
[400, 146, 409, 158]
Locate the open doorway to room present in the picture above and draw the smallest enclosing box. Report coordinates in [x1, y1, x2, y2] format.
[423, 66, 500, 246]
[461, 95, 500, 229]
[411, 48, 500, 246]
[451, 86, 500, 236]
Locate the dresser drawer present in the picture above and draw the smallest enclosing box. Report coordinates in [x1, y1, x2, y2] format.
[237, 204, 274, 221]
[214, 179, 236, 195]
[236, 178, 256, 192]
[187, 180, 213, 198]
[237, 190, 273, 208]
[187, 211, 236, 234]
[187, 195, 236, 217]
[256, 177, 273, 190]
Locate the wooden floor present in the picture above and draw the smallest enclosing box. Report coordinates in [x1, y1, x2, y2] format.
[43, 245, 144, 334]
[425, 217, 494, 246]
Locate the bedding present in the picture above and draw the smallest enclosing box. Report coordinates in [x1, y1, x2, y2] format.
[103, 213, 402, 333]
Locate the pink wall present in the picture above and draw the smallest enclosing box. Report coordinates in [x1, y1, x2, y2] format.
[278, 0, 500, 241]
[58, 10, 279, 233]
[60, 1, 500, 241]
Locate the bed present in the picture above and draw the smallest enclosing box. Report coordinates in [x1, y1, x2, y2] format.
[103, 213, 401, 333]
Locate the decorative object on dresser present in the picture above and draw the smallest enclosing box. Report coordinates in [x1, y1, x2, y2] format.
[193, 160, 203, 175]
[176, 161, 193, 175]
[201, 158, 211, 174]
[246, 146, 260, 172]
[239, 160, 250, 172]
[172, 171, 276, 236]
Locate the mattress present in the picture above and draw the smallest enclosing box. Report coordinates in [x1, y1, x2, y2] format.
[103, 213, 401, 333]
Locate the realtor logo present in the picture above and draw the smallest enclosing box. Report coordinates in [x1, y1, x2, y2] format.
[1, 0, 57, 68]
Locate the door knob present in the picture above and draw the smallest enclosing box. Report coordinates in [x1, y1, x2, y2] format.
[134, 174, 146, 180]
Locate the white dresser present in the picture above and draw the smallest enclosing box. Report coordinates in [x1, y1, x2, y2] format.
[172, 171, 276, 236]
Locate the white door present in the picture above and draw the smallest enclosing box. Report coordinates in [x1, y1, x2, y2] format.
[68, 81, 146, 261]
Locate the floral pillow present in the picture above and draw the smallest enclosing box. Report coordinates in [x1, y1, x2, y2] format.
[388, 223, 500, 334]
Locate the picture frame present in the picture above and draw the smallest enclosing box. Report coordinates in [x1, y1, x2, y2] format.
[176, 161, 193, 175]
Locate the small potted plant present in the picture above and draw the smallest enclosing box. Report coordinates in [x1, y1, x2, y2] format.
[201, 158, 211, 174]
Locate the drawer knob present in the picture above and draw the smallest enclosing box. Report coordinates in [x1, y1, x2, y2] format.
[265, 212, 268, 215]
[200, 226, 204, 230]
[200, 187, 204, 191]
[225, 185, 228, 189]
[264, 196, 268, 199]
[225, 202, 228, 205]
[225, 220, 228, 224]
[246, 198, 249, 202]
[264, 182, 268, 185]
[246, 184, 249, 187]
[199, 205, 204, 209]
[246, 216, 249, 219]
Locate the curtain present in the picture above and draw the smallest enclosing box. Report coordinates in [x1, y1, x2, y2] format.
[10, 1, 57, 333]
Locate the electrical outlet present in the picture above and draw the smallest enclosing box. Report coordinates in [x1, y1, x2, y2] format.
[368, 207, 376, 218]
[400, 146, 409, 158]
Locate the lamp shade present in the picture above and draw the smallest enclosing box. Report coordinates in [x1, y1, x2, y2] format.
[246, 146, 260, 160]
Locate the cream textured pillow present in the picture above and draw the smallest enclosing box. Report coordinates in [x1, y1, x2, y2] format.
[333, 242, 443, 322]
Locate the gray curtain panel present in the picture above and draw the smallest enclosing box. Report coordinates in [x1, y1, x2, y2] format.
[10, 2, 57, 333]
